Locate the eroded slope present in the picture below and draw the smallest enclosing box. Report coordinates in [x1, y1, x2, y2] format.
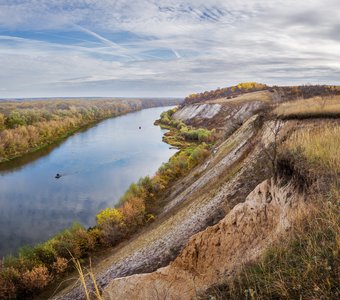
[103, 179, 305, 299]
[54, 103, 274, 300]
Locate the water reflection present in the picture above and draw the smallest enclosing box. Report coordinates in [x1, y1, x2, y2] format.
[0, 106, 176, 257]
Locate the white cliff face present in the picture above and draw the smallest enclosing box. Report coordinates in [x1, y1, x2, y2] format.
[103, 179, 304, 300]
[173, 104, 222, 121]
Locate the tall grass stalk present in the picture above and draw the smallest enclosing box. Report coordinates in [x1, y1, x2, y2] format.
[71, 253, 102, 300]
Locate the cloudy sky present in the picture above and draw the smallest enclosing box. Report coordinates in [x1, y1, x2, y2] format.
[0, 0, 339, 98]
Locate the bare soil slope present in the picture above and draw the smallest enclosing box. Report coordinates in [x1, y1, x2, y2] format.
[103, 179, 304, 300]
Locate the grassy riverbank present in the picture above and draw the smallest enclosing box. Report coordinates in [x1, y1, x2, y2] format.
[0, 107, 214, 300]
[0, 98, 180, 163]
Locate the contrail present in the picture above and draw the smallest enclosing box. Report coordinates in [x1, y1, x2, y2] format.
[75, 25, 135, 59]
[172, 49, 181, 58]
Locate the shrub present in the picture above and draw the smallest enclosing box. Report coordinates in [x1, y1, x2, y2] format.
[137, 176, 159, 205]
[120, 197, 146, 230]
[51, 223, 94, 259]
[3, 246, 50, 274]
[0, 113, 5, 130]
[33, 243, 57, 267]
[189, 144, 210, 165]
[0, 266, 19, 299]
[158, 108, 177, 125]
[20, 266, 51, 292]
[6, 111, 27, 128]
[96, 208, 124, 227]
[181, 128, 213, 142]
[96, 208, 126, 246]
[71, 227, 96, 255]
[119, 182, 145, 204]
[51, 257, 68, 274]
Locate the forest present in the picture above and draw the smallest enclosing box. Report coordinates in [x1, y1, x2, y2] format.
[0, 98, 180, 162]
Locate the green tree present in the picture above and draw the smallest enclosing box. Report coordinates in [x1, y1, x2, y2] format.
[6, 111, 26, 128]
[0, 113, 5, 130]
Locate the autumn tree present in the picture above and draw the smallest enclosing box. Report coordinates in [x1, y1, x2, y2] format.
[0, 113, 5, 130]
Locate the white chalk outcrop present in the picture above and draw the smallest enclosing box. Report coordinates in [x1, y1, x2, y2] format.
[173, 104, 221, 121]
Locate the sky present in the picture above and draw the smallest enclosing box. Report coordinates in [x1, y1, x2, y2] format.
[0, 0, 340, 98]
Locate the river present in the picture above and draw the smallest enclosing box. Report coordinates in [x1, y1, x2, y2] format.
[0, 106, 177, 257]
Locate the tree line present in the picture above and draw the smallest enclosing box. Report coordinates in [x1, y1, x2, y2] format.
[184, 82, 340, 105]
[0, 98, 180, 162]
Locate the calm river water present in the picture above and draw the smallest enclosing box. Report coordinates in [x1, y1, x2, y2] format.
[0, 106, 176, 257]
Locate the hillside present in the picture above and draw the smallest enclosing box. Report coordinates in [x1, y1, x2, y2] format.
[101, 89, 339, 300]
[1, 84, 338, 300]
[35, 84, 337, 300]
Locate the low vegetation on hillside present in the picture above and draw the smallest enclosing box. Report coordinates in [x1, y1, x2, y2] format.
[283, 124, 340, 174]
[155, 108, 217, 147]
[184, 83, 340, 105]
[274, 96, 340, 119]
[274, 85, 340, 101]
[0, 98, 178, 162]
[0, 108, 212, 300]
[185, 82, 268, 104]
[202, 123, 340, 300]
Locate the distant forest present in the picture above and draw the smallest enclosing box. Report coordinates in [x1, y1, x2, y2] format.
[0, 98, 181, 162]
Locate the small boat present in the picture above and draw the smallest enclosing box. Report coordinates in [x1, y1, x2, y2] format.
[55, 173, 61, 179]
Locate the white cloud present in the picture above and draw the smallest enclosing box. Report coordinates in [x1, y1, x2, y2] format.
[0, 0, 339, 97]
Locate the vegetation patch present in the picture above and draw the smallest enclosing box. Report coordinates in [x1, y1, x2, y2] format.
[281, 123, 340, 174]
[274, 96, 340, 119]
[206, 90, 272, 105]
[155, 107, 217, 148]
[184, 82, 268, 104]
[183, 83, 340, 106]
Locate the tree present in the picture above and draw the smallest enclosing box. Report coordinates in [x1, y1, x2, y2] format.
[262, 119, 283, 181]
[6, 111, 26, 128]
[0, 113, 5, 130]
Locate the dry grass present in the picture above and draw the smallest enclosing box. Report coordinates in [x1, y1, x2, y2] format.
[283, 124, 340, 174]
[201, 121, 340, 300]
[207, 90, 272, 105]
[72, 256, 103, 300]
[274, 96, 340, 119]
[203, 191, 340, 300]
